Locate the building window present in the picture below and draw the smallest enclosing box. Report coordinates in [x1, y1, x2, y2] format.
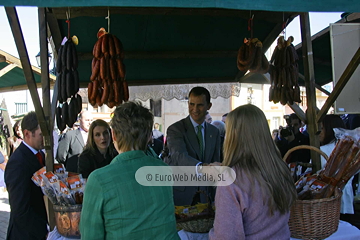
[273, 117, 280, 129]
[150, 99, 162, 117]
[15, 102, 27, 115]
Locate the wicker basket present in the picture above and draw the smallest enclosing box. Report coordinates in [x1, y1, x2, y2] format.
[284, 145, 341, 239]
[289, 188, 342, 239]
[176, 191, 215, 233]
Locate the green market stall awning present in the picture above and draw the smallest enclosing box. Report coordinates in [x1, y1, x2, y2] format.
[0, 49, 56, 92]
[2, 0, 360, 12]
[46, 7, 299, 89]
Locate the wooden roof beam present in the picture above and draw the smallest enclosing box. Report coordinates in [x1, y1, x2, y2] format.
[77, 50, 238, 60]
[0, 64, 17, 77]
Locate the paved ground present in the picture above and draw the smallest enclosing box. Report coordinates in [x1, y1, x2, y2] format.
[0, 189, 9, 240]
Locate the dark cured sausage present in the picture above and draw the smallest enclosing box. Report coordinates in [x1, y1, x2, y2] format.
[66, 41, 73, 71]
[73, 70, 79, 96]
[56, 46, 63, 73]
[66, 71, 73, 98]
[57, 72, 63, 103]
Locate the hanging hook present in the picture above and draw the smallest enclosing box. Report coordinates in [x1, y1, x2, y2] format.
[65, 8, 71, 39]
[248, 12, 254, 39]
[105, 8, 110, 33]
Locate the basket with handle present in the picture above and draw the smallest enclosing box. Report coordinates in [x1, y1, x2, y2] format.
[176, 190, 215, 233]
[284, 145, 342, 239]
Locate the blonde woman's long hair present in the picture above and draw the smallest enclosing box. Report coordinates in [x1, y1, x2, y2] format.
[223, 104, 296, 214]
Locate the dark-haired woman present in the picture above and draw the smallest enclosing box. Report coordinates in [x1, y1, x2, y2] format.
[78, 119, 117, 178]
[318, 114, 354, 214]
[7, 120, 23, 158]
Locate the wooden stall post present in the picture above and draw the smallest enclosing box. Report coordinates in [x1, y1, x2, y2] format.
[300, 13, 321, 172]
[38, 7, 56, 229]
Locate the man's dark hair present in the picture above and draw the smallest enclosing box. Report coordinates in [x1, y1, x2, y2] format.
[321, 115, 346, 145]
[222, 113, 228, 117]
[189, 86, 211, 104]
[21, 111, 39, 134]
[289, 113, 301, 123]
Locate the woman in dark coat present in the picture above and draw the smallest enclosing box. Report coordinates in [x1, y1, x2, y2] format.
[78, 119, 117, 178]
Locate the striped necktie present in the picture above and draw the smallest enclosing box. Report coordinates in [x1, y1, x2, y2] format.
[196, 125, 204, 161]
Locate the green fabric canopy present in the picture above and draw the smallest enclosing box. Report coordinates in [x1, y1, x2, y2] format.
[1, 0, 360, 12]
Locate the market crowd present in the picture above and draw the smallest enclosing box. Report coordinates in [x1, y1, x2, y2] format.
[1, 86, 359, 239]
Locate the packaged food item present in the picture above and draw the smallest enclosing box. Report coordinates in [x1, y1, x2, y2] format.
[40, 171, 59, 205]
[67, 175, 85, 204]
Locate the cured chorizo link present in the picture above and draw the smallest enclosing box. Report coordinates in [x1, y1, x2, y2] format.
[90, 59, 100, 82]
[101, 34, 109, 54]
[110, 58, 117, 80]
[105, 55, 110, 80]
[95, 37, 103, 59]
[108, 85, 114, 103]
[113, 81, 120, 104]
[101, 82, 109, 104]
[88, 82, 94, 101]
[113, 36, 124, 59]
[108, 34, 116, 58]
[117, 59, 126, 78]
[91, 80, 99, 103]
[122, 81, 129, 102]
[100, 57, 107, 80]
[96, 93, 102, 107]
[249, 46, 262, 72]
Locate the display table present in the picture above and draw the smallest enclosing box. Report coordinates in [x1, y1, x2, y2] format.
[178, 220, 360, 240]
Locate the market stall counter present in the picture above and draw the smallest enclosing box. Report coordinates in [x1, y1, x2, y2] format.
[178, 221, 360, 240]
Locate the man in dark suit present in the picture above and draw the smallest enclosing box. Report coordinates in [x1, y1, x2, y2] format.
[5, 111, 48, 239]
[57, 111, 93, 171]
[166, 86, 221, 205]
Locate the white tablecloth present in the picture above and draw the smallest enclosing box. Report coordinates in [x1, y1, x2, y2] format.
[47, 226, 80, 240]
[178, 220, 360, 240]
